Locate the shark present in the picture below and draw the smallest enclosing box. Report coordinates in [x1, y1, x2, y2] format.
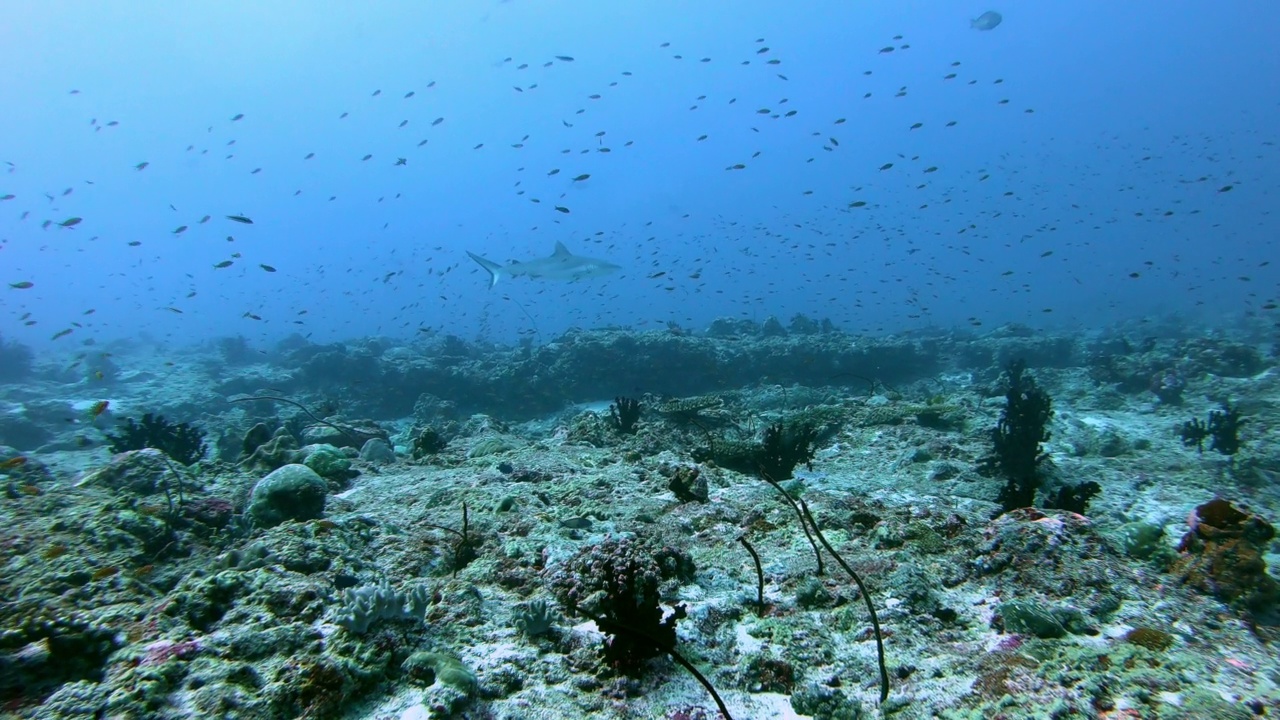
[466, 241, 621, 289]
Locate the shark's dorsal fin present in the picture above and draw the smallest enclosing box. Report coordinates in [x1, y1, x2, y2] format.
[552, 241, 572, 257]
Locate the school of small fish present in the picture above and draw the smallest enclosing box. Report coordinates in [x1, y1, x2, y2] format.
[0, 8, 1273, 343]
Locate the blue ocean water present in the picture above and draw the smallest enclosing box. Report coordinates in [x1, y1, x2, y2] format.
[2, 1, 1275, 346]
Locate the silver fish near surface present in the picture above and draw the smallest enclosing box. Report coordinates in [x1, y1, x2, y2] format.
[971, 10, 1002, 30]
[466, 242, 621, 288]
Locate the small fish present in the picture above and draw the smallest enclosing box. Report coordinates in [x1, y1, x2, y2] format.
[259, 264, 276, 272]
[372, 89, 381, 96]
[923, 166, 938, 173]
[60, 217, 82, 228]
[395, 158, 407, 166]
[1218, 185, 1233, 193]
[231, 113, 245, 121]
[127, 241, 141, 246]
[173, 225, 188, 234]
[199, 215, 211, 223]
[0, 456, 27, 470]
[432, 117, 444, 126]
[51, 328, 73, 340]
[910, 123, 923, 130]
[879, 163, 894, 171]
[9, 281, 34, 289]
[547, 169, 560, 176]
[0, 194, 13, 200]
[849, 201, 867, 208]
[163, 307, 184, 314]
[88, 400, 110, 419]
[362, 154, 372, 161]
[213, 260, 234, 269]
[135, 161, 149, 170]
[554, 206, 570, 213]
[243, 311, 262, 320]
[304, 152, 315, 159]
[555, 55, 575, 62]
[226, 215, 254, 224]
[404, 91, 415, 98]
[879, 46, 894, 53]
[572, 174, 590, 181]
[971, 11, 1002, 30]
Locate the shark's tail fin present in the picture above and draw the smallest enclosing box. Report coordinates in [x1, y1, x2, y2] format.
[466, 251, 503, 289]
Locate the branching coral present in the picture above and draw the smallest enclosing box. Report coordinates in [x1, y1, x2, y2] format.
[978, 359, 1053, 513]
[105, 413, 208, 466]
[1179, 402, 1247, 456]
[608, 395, 642, 434]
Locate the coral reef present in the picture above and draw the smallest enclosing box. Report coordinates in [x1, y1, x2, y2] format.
[1, 322, 1277, 719]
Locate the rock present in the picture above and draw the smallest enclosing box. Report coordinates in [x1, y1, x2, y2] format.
[359, 438, 396, 464]
[760, 315, 788, 337]
[241, 423, 273, 457]
[0, 404, 53, 451]
[76, 448, 170, 494]
[997, 599, 1066, 639]
[301, 444, 354, 480]
[1174, 498, 1279, 610]
[299, 419, 388, 449]
[243, 429, 299, 470]
[248, 464, 327, 527]
[705, 317, 758, 338]
[403, 651, 477, 693]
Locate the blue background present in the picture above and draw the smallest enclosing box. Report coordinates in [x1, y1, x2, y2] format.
[2, 1, 1277, 347]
